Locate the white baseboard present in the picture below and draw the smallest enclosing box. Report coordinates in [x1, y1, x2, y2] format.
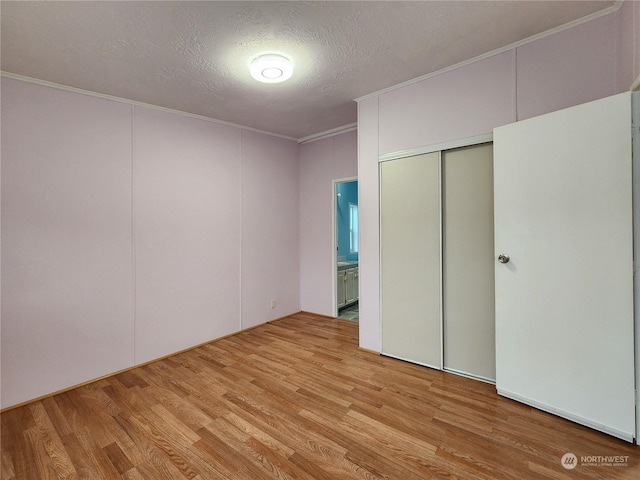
[497, 388, 635, 443]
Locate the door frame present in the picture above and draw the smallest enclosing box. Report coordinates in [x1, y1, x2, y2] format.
[631, 90, 639, 445]
[333, 177, 358, 318]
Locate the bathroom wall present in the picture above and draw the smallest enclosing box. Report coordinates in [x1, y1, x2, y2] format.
[336, 180, 358, 262]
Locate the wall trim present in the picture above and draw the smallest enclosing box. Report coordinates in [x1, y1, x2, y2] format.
[378, 133, 494, 162]
[0, 71, 298, 142]
[298, 310, 337, 320]
[498, 388, 635, 443]
[298, 123, 358, 144]
[357, 347, 380, 355]
[443, 367, 496, 385]
[355, 1, 623, 103]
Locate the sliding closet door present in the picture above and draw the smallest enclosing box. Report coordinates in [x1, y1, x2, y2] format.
[494, 92, 635, 441]
[442, 144, 495, 381]
[380, 153, 441, 368]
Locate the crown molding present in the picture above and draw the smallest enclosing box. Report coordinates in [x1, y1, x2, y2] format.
[298, 123, 357, 144]
[0, 71, 298, 141]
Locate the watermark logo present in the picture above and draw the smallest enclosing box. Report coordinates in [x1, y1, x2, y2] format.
[561, 452, 630, 469]
[561, 453, 578, 470]
[581, 455, 629, 467]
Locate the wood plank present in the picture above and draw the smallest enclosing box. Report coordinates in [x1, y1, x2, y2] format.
[103, 442, 134, 475]
[2, 313, 639, 479]
[29, 402, 79, 479]
[1, 409, 38, 479]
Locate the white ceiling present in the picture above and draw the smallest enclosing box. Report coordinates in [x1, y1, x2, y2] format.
[1, 1, 617, 140]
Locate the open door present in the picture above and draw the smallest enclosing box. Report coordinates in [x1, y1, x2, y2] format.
[494, 92, 635, 441]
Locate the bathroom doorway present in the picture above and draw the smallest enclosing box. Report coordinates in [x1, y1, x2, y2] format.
[333, 178, 359, 321]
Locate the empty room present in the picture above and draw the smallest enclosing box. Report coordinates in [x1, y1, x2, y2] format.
[2, 1, 640, 479]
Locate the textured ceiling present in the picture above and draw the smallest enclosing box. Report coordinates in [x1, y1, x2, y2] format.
[1, 1, 617, 140]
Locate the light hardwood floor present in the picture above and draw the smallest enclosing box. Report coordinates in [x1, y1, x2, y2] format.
[2, 312, 638, 479]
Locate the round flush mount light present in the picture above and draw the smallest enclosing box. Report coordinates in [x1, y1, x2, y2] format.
[250, 54, 293, 83]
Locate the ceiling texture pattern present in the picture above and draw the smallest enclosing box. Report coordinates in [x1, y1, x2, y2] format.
[1, 1, 617, 140]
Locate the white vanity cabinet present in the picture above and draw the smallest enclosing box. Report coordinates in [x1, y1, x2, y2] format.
[337, 270, 346, 308]
[345, 267, 358, 304]
[337, 264, 358, 309]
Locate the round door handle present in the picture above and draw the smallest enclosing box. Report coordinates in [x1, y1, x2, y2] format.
[498, 254, 510, 264]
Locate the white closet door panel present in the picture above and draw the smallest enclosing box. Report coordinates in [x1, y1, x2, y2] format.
[380, 153, 441, 368]
[443, 144, 495, 381]
[494, 92, 635, 441]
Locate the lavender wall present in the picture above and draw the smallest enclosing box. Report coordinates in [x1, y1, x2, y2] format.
[379, 51, 516, 155]
[336, 181, 358, 262]
[1, 79, 134, 406]
[241, 130, 300, 328]
[517, 13, 618, 121]
[357, 7, 637, 353]
[299, 130, 357, 317]
[616, 0, 636, 93]
[3, 3, 636, 408]
[133, 107, 242, 364]
[623, 0, 640, 86]
[1, 77, 300, 408]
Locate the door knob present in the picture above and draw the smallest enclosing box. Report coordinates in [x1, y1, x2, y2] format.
[498, 254, 510, 264]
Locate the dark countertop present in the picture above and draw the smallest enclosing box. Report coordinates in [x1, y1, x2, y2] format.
[337, 261, 358, 271]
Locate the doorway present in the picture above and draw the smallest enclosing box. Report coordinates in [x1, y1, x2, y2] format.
[333, 178, 359, 320]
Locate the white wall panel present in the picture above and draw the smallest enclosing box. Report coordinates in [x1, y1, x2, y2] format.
[356, 98, 380, 351]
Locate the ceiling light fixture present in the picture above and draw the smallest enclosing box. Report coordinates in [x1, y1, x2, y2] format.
[250, 54, 293, 83]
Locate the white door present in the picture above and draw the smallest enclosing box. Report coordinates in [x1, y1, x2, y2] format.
[380, 152, 441, 368]
[494, 92, 635, 441]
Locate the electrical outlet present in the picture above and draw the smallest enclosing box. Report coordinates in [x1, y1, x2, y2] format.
[270, 299, 276, 309]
